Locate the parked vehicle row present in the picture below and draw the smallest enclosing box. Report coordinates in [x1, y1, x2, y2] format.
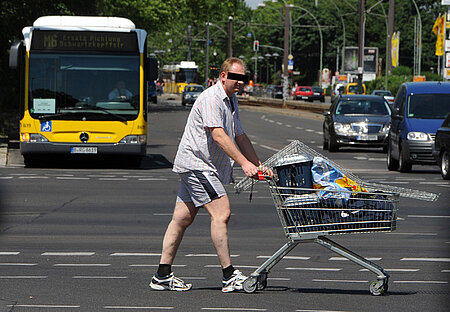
[323, 82, 450, 180]
[293, 86, 325, 102]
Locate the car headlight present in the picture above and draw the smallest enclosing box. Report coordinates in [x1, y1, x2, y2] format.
[22, 133, 49, 143]
[120, 135, 146, 144]
[381, 124, 390, 134]
[407, 132, 430, 141]
[334, 122, 352, 135]
[185, 94, 191, 99]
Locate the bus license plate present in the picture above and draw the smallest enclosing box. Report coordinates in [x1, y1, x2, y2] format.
[357, 135, 377, 141]
[71, 146, 98, 154]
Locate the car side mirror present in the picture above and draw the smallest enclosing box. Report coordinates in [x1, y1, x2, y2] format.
[323, 110, 331, 117]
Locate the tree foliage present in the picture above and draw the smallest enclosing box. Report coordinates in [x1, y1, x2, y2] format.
[0, 0, 447, 135]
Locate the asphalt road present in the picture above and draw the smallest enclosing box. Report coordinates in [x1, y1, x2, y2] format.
[0, 95, 449, 311]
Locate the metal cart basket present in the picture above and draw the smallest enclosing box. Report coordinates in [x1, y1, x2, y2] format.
[235, 141, 402, 295]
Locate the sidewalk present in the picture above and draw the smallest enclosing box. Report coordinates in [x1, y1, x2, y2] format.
[0, 140, 7, 167]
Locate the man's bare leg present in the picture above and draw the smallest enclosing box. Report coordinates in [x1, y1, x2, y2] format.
[159, 201, 199, 265]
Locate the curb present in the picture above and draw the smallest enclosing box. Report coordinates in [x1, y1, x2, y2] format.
[0, 143, 7, 167]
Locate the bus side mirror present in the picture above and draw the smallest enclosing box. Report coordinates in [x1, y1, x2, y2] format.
[147, 57, 158, 81]
[9, 40, 24, 69]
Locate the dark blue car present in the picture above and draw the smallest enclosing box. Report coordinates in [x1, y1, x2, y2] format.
[387, 82, 450, 172]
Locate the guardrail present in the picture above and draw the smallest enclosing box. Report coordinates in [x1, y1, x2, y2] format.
[237, 96, 330, 114]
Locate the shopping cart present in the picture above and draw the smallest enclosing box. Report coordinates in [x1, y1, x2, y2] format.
[235, 141, 400, 295]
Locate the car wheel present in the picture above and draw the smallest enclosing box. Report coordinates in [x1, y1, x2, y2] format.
[387, 142, 398, 171]
[328, 134, 339, 152]
[440, 150, 450, 180]
[181, 100, 186, 106]
[398, 144, 412, 173]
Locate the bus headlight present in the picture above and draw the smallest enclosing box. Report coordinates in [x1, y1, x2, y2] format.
[120, 135, 146, 144]
[22, 133, 49, 143]
[407, 132, 430, 141]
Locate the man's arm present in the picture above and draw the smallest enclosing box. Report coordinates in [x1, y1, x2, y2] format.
[235, 133, 260, 166]
[209, 127, 259, 178]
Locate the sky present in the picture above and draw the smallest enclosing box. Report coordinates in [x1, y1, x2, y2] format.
[245, 0, 265, 10]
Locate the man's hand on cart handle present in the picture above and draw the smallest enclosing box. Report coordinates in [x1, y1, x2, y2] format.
[255, 164, 273, 180]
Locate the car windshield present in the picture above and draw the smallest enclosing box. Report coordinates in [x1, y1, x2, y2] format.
[374, 91, 392, 96]
[407, 94, 450, 119]
[336, 100, 390, 115]
[312, 87, 323, 92]
[187, 86, 203, 92]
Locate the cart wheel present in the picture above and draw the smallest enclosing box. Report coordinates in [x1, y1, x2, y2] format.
[369, 278, 388, 296]
[257, 273, 268, 290]
[243, 276, 258, 293]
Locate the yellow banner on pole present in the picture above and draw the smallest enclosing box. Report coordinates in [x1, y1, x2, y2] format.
[433, 14, 445, 56]
[391, 32, 400, 67]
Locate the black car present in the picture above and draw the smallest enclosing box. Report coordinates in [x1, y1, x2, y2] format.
[148, 81, 157, 104]
[323, 95, 391, 152]
[311, 86, 325, 102]
[181, 84, 204, 106]
[432, 114, 450, 179]
[272, 85, 283, 99]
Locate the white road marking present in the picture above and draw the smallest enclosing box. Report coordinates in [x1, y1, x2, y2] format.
[54, 263, 111, 267]
[296, 310, 352, 312]
[0, 276, 47, 279]
[138, 178, 169, 181]
[0, 252, 20, 255]
[359, 268, 419, 272]
[110, 253, 161, 256]
[72, 276, 128, 279]
[41, 252, 95, 256]
[186, 253, 239, 257]
[401, 258, 450, 262]
[128, 264, 186, 267]
[7, 305, 80, 308]
[99, 178, 128, 181]
[56, 177, 90, 180]
[18, 176, 48, 179]
[329, 257, 381, 261]
[286, 267, 342, 271]
[104, 307, 173, 310]
[259, 144, 279, 151]
[257, 255, 310, 260]
[201, 309, 267, 311]
[0, 263, 37, 266]
[313, 279, 368, 283]
[408, 215, 450, 219]
[393, 280, 448, 284]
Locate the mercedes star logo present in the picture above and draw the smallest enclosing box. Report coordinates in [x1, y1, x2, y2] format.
[80, 132, 89, 143]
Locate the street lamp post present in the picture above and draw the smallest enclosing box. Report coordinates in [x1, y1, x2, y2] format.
[265, 53, 272, 84]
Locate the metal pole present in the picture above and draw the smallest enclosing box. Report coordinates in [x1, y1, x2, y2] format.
[387, 0, 395, 76]
[283, 5, 290, 106]
[411, 0, 422, 75]
[205, 22, 210, 87]
[187, 25, 191, 61]
[228, 16, 233, 58]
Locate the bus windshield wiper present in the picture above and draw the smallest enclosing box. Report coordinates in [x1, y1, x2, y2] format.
[38, 106, 128, 121]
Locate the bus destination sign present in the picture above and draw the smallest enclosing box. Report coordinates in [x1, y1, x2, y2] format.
[31, 30, 138, 52]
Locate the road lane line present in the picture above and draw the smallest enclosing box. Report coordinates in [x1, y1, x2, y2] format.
[7, 305, 80, 308]
[296, 310, 352, 312]
[329, 257, 381, 261]
[110, 253, 161, 256]
[104, 307, 173, 310]
[393, 280, 448, 284]
[129, 264, 186, 267]
[401, 258, 450, 262]
[257, 255, 310, 260]
[0, 276, 47, 279]
[0, 263, 37, 266]
[54, 263, 111, 267]
[201, 309, 267, 311]
[41, 252, 95, 256]
[259, 144, 279, 151]
[360, 268, 419, 272]
[72, 276, 128, 279]
[56, 177, 90, 180]
[286, 267, 342, 271]
[0, 252, 20, 255]
[312, 279, 368, 283]
[408, 215, 450, 218]
[186, 253, 239, 257]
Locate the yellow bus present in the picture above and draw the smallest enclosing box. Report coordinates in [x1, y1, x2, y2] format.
[161, 61, 199, 94]
[9, 16, 157, 167]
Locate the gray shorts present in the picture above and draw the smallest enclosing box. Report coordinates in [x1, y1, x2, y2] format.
[176, 170, 226, 208]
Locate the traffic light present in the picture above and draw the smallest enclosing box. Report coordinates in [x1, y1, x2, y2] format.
[253, 40, 259, 51]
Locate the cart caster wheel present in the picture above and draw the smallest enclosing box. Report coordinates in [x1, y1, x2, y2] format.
[243, 276, 258, 293]
[370, 278, 388, 296]
[257, 273, 268, 290]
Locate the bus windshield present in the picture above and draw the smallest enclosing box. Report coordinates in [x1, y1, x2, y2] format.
[407, 94, 450, 119]
[29, 53, 140, 121]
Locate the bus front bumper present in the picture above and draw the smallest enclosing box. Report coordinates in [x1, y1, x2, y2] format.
[20, 142, 146, 156]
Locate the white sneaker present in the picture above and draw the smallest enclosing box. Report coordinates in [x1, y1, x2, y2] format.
[149, 272, 192, 291]
[222, 269, 247, 293]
